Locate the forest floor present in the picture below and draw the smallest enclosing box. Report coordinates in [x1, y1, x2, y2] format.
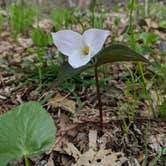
[0, 1, 166, 166]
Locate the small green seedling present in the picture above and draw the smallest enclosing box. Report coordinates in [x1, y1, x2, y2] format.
[51, 8, 72, 30]
[0, 101, 56, 166]
[9, 3, 37, 38]
[0, 13, 4, 32]
[140, 32, 159, 47]
[151, 147, 166, 166]
[159, 98, 166, 118]
[32, 28, 52, 47]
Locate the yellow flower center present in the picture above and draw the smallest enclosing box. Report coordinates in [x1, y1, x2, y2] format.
[83, 46, 89, 55]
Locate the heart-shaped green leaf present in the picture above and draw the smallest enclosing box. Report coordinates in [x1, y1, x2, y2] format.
[55, 44, 149, 85]
[0, 101, 56, 166]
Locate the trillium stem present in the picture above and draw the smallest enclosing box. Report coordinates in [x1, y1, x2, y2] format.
[24, 155, 29, 166]
[94, 65, 103, 133]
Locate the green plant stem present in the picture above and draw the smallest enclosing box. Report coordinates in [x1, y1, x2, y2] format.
[24, 155, 29, 166]
[144, 0, 149, 17]
[90, 0, 96, 28]
[127, 0, 135, 34]
[94, 66, 103, 133]
[38, 65, 42, 86]
[144, 122, 150, 166]
[137, 62, 157, 117]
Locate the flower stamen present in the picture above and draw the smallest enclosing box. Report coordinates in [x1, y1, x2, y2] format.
[83, 46, 89, 55]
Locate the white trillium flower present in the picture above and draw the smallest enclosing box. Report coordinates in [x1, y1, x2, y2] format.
[51, 28, 110, 68]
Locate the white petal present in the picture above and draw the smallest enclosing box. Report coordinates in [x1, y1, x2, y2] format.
[83, 29, 110, 57]
[68, 50, 91, 68]
[52, 30, 84, 57]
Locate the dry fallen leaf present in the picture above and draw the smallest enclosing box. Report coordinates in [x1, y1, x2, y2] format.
[0, 9, 7, 16]
[33, 19, 55, 33]
[63, 142, 81, 161]
[145, 18, 158, 29]
[88, 130, 97, 149]
[45, 154, 55, 166]
[128, 157, 141, 166]
[48, 113, 78, 154]
[149, 134, 166, 153]
[63, 130, 128, 166]
[0, 41, 13, 55]
[17, 36, 33, 48]
[49, 93, 76, 114]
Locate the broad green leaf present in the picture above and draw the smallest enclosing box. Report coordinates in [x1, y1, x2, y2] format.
[56, 61, 93, 85]
[159, 20, 166, 29]
[56, 44, 149, 85]
[96, 44, 149, 66]
[0, 101, 56, 166]
[140, 32, 159, 46]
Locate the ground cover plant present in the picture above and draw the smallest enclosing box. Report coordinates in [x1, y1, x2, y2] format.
[0, 102, 56, 166]
[0, 0, 166, 165]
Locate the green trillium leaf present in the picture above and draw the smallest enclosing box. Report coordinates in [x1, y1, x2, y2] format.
[96, 44, 149, 65]
[0, 101, 56, 166]
[56, 44, 149, 85]
[56, 61, 93, 85]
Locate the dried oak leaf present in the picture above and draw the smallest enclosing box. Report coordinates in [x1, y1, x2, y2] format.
[49, 93, 76, 114]
[63, 130, 128, 166]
